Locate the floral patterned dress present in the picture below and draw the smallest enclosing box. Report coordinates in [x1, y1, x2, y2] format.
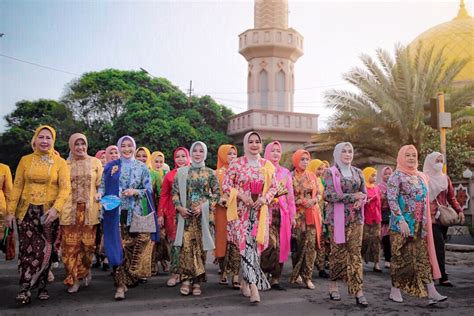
[387, 170, 432, 297]
[222, 156, 277, 289]
[323, 166, 366, 295]
[172, 166, 219, 282]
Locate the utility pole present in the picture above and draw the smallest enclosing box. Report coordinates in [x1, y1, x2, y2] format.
[187, 80, 193, 106]
[437, 92, 452, 173]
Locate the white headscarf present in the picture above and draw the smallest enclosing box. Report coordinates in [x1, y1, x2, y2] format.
[333, 142, 353, 178]
[423, 152, 448, 202]
[243, 131, 262, 167]
[117, 135, 136, 163]
[189, 141, 207, 168]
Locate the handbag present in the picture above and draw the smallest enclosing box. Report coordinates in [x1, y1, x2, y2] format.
[129, 191, 157, 233]
[129, 212, 157, 233]
[1, 226, 16, 260]
[436, 198, 459, 227]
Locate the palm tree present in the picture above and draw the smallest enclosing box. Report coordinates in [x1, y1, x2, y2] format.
[312, 43, 472, 164]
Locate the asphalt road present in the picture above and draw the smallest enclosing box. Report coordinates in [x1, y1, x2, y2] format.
[1, 251, 473, 316]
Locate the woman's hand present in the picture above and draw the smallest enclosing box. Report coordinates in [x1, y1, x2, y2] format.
[398, 220, 410, 238]
[353, 200, 362, 210]
[253, 197, 267, 209]
[5, 214, 15, 229]
[177, 207, 190, 219]
[158, 216, 164, 227]
[354, 192, 366, 201]
[238, 193, 253, 206]
[95, 193, 102, 202]
[458, 212, 465, 225]
[192, 204, 202, 217]
[122, 189, 138, 197]
[44, 208, 58, 225]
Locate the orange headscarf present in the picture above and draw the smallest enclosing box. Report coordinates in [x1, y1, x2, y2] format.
[396, 145, 419, 176]
[292, 149, 310, 172]
[216, 144, 237, 170]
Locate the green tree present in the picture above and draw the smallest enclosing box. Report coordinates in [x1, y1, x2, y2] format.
[313, 44, 473, 168]
[0, 99, 79, 169]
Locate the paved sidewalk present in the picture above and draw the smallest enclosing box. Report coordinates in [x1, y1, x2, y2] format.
[0, 252, 473, 315]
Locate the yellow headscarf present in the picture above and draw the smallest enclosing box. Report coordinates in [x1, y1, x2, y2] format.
[308, 159, 324, 174]
[31, 125, 56, 155]
[362, 167, 377, 188]
[151, 151, 166, 176]
[136, 146, 152, 168]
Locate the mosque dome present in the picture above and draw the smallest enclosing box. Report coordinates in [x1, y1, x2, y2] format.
[410, 0, 474, 84]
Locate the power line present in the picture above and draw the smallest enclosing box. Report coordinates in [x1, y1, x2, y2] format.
[0, 53, 80, 76]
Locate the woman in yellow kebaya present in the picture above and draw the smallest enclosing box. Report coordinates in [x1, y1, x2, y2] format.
[6, 125, 71, 304]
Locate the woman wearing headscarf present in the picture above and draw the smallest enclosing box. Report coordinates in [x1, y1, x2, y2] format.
[5, 125, 71, 304]
[97, 135, 154, 300]
[308, 159, 330, 278]
[378, 166, 393, 268]
[150, 151, 169, 274]
[290, 150, 321, 290]
[214, 144, 239, 288]
[361, 167, 382, 272]
[323, 142, 368, 306]
[260, 141, 295, 290]
[423, 152, 464, 287]
[0, 162, 13, 238]
[172, 141, 220, 296]
[95, 150, 107, 167]
[222, 131, 277, 303]
[105, 145, 120, 163]
[158, 147, 191, 287]
[387, 145, 446, 305]
[60, 133, 103, 293]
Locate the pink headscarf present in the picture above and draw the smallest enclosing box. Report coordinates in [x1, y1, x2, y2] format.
[173, 146, 191, 169]
[95, 150, 106, 159]
[264, 141, 282, 167]
[105, 145, 119, 162]
[396, 145, 419, 176]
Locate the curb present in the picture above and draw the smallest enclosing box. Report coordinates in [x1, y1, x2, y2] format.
[446, 243, 474, 252]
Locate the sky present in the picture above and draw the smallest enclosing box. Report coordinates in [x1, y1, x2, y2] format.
[0, 0, 471, 132]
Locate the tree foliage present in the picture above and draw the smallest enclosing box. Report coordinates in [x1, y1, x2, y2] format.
[313, 44, 473, 176]
[1, 70, 234, 170]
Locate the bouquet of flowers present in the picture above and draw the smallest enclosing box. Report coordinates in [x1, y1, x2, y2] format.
[250, 180, 264, 202]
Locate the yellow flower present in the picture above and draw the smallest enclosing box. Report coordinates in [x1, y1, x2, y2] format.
[111, 165, 119, 176]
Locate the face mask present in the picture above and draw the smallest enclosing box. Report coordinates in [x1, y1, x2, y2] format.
[434, 163, 443, 171]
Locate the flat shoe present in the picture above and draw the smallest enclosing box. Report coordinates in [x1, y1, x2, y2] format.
[180, 282, 191, 296]
[329, 291, 341, 301]
[68, 281, 81, 294]
[192, 284, 202, 296]
[218, 277, 228, 285]
[271, 283, 286, 291]
[167, 276, 179, 287]
[356, 295, 369, 307]
[373, 267, 383, 273]
[439, 280, 453, 287]
[428, 295, 448, 306]
[389, 295, 403, 303]
[306, 281, 315, 290]
[114, 287, 126, 301]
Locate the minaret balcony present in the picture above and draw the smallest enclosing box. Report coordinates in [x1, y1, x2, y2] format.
[239, 28, 304, 62]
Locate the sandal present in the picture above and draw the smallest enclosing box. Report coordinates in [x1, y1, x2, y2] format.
[192, 283, 202, 296]
[219, 276, 228, 285]
[180, 281, 191, 296]
[439, 280, 453, 287]
[114, 286, 127, 301]
[38, 289, 50, 301]
[306, 280, 315, 290]
[232, 276, 241, 290]
[356, 295, 369, 307]
[167, 275, 179, 287]
[329, 291, 341, 301]
[16, 290, 31, 305]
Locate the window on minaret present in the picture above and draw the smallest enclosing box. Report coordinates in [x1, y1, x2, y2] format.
[259, 70, 268, 108]
[276, 70, 286, 110]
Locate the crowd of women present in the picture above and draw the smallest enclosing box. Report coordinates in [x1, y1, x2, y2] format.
[0, 125, 465, 307]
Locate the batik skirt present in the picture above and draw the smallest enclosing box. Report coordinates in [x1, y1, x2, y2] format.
[290, 210, 317, 283]
[261, 206, 283, 279]
[361, 222, 381, 264]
